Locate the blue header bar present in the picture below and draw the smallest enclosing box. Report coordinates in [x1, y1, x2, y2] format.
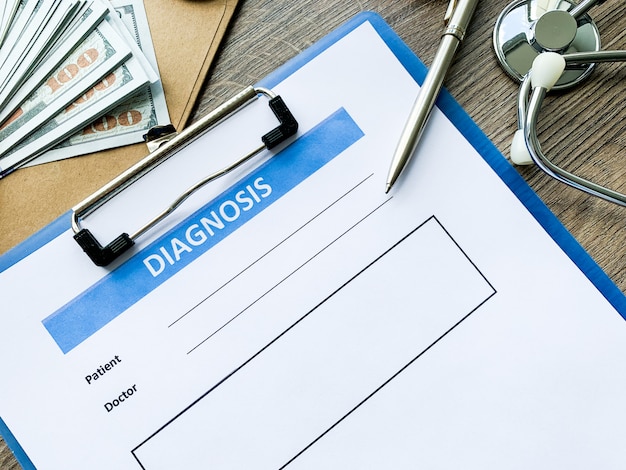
[43, 108, 364, 353]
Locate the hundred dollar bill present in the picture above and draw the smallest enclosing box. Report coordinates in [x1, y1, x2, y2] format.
[103, 0, 157, 83]
[0, 0, 105, 105]
[0, 20, 133, 157]
[0, 0, 69, 92]
[27, 1, 94, 72]
[0, 56, 150, 175]
[0, 0, 84, 103]
[0, 0, 110, 123]
[37, 88, 161, 161]
[0, 0, 21, 48]
[29, 0, 170, 166]
[0, 0, 41, 71]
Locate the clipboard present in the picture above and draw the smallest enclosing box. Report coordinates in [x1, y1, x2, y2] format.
[0, 0, 240, 256]
[2, 11, 626, 470]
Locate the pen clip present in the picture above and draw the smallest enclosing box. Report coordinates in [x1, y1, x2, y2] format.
[444, 0, 457, 24]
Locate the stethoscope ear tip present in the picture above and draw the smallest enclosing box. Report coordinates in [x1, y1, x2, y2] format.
[511, 129, 533, 166]
[530, 52, 566, 90]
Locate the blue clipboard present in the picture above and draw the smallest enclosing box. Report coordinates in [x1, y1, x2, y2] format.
[1, 11, 625, 469]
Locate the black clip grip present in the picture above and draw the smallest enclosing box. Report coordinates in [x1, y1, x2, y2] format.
[74, 229, 135, 267]
[72, 87, 299, 268]
[262, 96, 299, 149]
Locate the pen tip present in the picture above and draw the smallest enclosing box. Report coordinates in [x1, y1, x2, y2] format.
[385, 183, 392, 194]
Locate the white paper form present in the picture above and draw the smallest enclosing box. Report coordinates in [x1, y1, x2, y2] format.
[2, 12, 626, 470]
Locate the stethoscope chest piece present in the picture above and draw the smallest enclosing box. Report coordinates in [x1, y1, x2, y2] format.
[493, 0, 601, 89]
[495, 0, 626, 207]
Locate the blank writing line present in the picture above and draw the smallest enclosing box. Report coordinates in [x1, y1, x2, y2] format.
[168, 174, 375, 329]
[186, 193, 393, 355]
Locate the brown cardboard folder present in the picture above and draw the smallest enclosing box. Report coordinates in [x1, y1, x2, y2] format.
[0, 0, 240, 254]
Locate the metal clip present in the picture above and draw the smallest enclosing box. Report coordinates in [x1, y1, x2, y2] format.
[444, 0, 457, 24]
[143, 124, 178, 152]
[72, 86, 298, 267]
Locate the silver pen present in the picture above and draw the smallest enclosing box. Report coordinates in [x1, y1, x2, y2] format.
[385, 0, 479, 193]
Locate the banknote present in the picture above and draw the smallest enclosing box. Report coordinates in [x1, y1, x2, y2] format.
[0, 0, 170, 175]
[0, 1, 83, 92]
[0, 1, 110, 123]
[0, 0, 73, 92]
[0, 1, 21, 48]
[0, 57, 150, 172]
[39, 87, 161, 160]
[0, 20, 132, 157]
[0, 0, 41, 72]
[0, 1, 85, 100]
[103, 0, 157, 83]
[28, 0, 170, 166]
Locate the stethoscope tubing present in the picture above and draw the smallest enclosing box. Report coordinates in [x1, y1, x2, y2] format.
[520, 51, 626, 207]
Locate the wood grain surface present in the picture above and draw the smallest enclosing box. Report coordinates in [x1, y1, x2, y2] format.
[2, 0, 625, 467]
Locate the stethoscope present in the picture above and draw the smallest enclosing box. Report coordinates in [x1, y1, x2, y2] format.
[493, 0, 626, 206]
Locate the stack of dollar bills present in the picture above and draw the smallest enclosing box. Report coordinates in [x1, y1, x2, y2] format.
[0, 0, 169, 178]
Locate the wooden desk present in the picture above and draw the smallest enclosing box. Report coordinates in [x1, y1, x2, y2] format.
[2, 0, 624, 467]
